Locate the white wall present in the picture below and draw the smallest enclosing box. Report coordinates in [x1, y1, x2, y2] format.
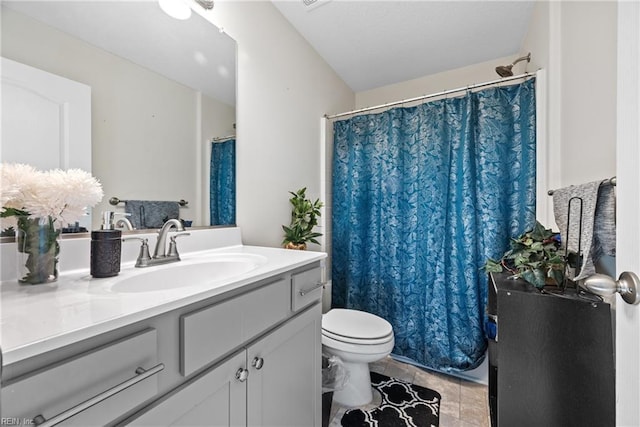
[523, 1, 617, 190]
[355, 55, 528, 108]
[1, 6, 234, 229]
[199, 1, 354, 248]
[559, 2, 617, 185]
[521, 1, 550, 73]
[522, 0, 557, 227]
[522, 1, 617, 261]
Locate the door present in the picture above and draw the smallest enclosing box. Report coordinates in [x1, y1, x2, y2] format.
[615, 2, 640, 425]
[0, 57, 92, 228]
[126, 351, 247, 427]
[247, 304, 322, 427]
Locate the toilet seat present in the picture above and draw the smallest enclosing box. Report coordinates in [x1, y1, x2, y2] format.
[322, 328, 393, 345]
[322, 331, 395, 355]
[322, 308, 393, 339]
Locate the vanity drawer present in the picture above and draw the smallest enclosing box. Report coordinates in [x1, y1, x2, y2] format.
[1, 329, 159, 426]
[181, 277, 290, 376]
[291, 266, 323, 312]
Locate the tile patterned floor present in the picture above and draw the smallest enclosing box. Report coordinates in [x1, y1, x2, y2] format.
[328, 356, 490, 427]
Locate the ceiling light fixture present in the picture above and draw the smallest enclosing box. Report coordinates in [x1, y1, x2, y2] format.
[158, 0, 192, 20]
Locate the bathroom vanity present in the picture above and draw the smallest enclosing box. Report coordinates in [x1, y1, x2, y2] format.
[0, 228, 325, 426]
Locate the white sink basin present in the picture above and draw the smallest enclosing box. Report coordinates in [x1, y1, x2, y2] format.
[110, 253, 267, 293]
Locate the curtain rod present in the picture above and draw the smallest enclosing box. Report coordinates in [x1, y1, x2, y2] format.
[325, 72, 535, 120]
[211, 134, 236, 143]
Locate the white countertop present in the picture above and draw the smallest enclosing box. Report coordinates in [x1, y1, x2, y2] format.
[0, 242, 325, 366]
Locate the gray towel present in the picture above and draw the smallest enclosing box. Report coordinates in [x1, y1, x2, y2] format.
[592, 184, 616, 259]
[552, 180, 616, 281]
[125, 200, 180, 229]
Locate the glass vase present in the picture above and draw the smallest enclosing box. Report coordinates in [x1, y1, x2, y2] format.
[16, 216, 60, 284]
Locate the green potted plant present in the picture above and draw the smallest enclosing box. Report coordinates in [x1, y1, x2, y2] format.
[282, 187, 323, 250]
[484, 221, 565, 289]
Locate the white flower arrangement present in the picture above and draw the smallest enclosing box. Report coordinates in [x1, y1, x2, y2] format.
[1, 163, 104, 230]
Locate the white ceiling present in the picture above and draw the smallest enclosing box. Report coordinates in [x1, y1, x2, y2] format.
[4, 1, 534, 101]
[272, 0, 535, 92]
[3, 1, 236, 106]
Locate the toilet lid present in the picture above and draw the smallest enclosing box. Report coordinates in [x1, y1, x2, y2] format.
[322, 309, 393, 341]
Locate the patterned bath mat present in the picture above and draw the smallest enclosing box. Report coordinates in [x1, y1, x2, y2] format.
[340, 372, 441, 427]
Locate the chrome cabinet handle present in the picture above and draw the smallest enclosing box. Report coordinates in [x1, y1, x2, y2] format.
[32, 363, 164, 427]
[235, 368, 249, 382]
[251, 357, 264, 370]
[299, 282, 324, 297]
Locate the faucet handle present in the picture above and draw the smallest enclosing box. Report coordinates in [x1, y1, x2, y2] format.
[122, 236, 147, 243]
[123, 237, 152, 267]
[115, 214, 134, 230]
[170, 232, 191, 240]
[168, 233, 190, 258]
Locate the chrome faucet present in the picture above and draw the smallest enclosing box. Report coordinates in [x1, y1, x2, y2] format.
[123, 219, 190, 268]
[153, 219, 185, 258]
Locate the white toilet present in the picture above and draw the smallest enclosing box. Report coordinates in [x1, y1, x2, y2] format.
[322, 308, 395, 407]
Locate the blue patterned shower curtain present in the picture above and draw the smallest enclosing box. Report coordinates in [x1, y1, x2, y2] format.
[332, 79, 536, 371]
[210, 139, 236, 225]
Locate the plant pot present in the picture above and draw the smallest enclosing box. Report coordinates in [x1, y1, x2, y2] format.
[16, 216, 60, 284]
[284, 242, 307, 250]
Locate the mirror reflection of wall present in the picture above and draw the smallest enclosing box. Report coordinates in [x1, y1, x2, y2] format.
[0, 1, 237, 230]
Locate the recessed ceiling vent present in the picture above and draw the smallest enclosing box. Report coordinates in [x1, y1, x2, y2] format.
[302, 0, 332, 12]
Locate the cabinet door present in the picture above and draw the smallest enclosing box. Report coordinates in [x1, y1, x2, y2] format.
[247, 303, 322, 427]
[127, 351, 246, 427]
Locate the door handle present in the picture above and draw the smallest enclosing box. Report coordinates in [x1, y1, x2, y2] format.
[583, 271, 640, 304]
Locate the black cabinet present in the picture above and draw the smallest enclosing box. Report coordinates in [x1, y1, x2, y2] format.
[488, 273, 614, 427]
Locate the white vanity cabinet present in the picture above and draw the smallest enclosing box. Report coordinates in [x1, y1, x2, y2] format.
[126, 263, 323, 427]
[1, 251, 324, 427]
[128, 305, 321, 427]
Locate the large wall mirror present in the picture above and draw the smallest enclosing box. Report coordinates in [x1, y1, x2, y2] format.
[1, 1, 236, 231]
